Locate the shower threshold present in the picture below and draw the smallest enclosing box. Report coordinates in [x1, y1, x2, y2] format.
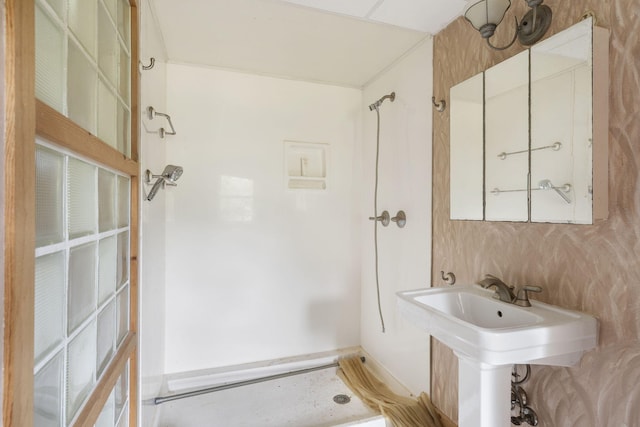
[154, 356, 365, 405]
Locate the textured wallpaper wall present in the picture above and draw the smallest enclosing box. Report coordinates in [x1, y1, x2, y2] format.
[432, 0, 640, 425]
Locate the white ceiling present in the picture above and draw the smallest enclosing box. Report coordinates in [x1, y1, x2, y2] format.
[150, 0, 466, 88]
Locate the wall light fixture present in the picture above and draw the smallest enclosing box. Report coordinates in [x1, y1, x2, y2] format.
[463, 0, 552, 50]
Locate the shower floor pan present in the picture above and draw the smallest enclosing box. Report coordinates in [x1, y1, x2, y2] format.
[153, 355, 387, 427]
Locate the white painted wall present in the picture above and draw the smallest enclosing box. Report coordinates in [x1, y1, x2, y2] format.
[163, 64, 363, 374]
[139, 0, 168, 402]
[360, 38, 433, 396]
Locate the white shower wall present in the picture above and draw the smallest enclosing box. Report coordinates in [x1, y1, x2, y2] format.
[163, 64, 363, 374]
[360, 39, 433, 396]
[139, 0, 168, 402]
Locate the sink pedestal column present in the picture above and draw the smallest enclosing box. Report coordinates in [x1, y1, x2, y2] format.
[457, 356, 512, 427]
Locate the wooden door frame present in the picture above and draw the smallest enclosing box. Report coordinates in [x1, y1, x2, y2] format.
[3, 1, 140, 425]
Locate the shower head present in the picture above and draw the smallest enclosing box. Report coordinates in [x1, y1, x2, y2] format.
[162, 164, 183, 183]
[146, 164, 184, 201]
[368, 92, 396, 111]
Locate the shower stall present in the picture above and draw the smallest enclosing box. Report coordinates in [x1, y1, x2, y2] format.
[138, 0, 434, 424]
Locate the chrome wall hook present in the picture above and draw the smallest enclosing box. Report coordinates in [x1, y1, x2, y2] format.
[432, 96, 446, 112]
[140, 57, 155, 71]
[440, 271, 456, 286]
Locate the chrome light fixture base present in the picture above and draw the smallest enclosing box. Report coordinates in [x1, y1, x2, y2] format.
[517, 4, 552, 46]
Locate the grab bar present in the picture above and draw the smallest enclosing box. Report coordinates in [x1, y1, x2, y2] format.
[147, 106, 176, 138]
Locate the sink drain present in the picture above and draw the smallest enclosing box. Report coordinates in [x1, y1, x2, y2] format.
[333, 394, 351, 405]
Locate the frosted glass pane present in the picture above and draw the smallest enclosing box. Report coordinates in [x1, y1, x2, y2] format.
[117, 0, 130, 46]
[97, 301, 115, 377]
[117, 176, 129, 228]
[45, 0, 65, 19]
[99, 169, 116, 232]
[98, 236, 117, 304]
[68, 41, 97, 134]
[118, 45, 130, 106]
[35, 252, 65, 364]
[94, 390, 115, 427]
[35, 5, 64, 112]
[69, 0, 97, 58]
[98, 80, 117, 149]
[68, 158, 97, 239]
[67, 321, 97, 421]
[68, 243, 97, 334]
[114, 364, 128, 418]
[116, 286, 129, 346]
[36, 145, 64, 247]
[117, 102, 130, 157]
[98, 3, 118, 86]
[116, 232, 129, 289]
[34, 351, 64, 427]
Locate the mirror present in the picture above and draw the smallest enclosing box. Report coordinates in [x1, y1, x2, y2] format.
[449, 17, 608, 224]
[485, 51, 529, 222]
[450, 73, 483, 220]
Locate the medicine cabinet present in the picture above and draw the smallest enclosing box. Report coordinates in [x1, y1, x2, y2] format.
[449, 17, 609, 224]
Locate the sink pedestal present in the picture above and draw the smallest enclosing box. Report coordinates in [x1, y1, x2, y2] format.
[457, 356, 512, 427]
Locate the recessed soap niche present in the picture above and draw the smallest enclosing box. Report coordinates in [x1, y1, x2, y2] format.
[284, 141, 328, 190]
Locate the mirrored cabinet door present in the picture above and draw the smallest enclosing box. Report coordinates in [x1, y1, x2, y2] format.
[485, 50, 529, 222]
[531, 18, 593, 223]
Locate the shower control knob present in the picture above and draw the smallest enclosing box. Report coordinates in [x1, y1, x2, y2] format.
[368, 210, 390, 227]
[391, 210, 406, 228]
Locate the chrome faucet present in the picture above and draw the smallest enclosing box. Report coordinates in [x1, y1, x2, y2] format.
[478, 274, 543, 306]
[477, 274, 516, 303]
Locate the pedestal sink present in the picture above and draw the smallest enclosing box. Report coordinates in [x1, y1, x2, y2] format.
[397, 285, 598, 427]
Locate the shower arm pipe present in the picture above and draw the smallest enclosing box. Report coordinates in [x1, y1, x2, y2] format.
[152, 356, 366, 405]
[147, 106, 176, 138]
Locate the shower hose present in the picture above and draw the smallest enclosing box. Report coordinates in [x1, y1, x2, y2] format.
[373, 107, 386, 333]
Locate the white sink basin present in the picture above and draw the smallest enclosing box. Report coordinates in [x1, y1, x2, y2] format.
[397, 285, 598, 366]
[398, 285, 598, 427]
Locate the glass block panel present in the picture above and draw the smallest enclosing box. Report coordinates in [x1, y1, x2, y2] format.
[68, 242, 97, 334]
[98, 169, 116, 232]
[117, 176, 129, 228]
[67, 321, 97, 422]
[103, 0, 117, 21]
[35, 252, 66, 364]
[118, 45, 130, 106]
[36, 145, 64, 247]
[117, 0, 130, 46]
[114, 363, 128, 418]
[94, 390, 115, 427]
[116, 402, 129, 427]
[35, 4, 64, 112]
[117, 102, 130, 157]
[44, 0, 65, 19]
[34, 351, 64, 427]
[98, 3, 118, 87]
[116, 286, 129, 346]
[98, 80, 118, 149]
[69, 0, 97, 58]
[68, 40, 98, 134]
[116, 232, 129, 289]
[68, 158, 97, 239]
[96, 301, 115, 377]
[98, 236, 117, 305]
